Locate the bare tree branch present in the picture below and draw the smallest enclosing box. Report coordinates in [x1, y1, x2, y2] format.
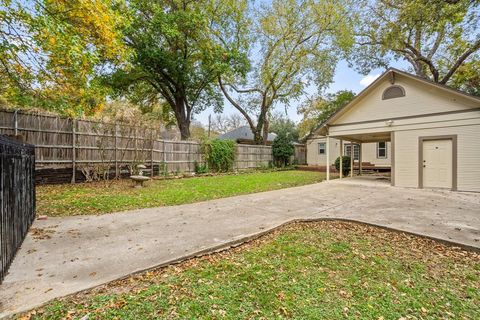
[218, 76, 255, 130]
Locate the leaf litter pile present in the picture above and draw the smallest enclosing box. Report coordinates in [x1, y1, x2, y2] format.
[21, 221, 479, 319]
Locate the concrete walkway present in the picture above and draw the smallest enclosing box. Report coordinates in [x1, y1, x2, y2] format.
[1, 178, 479, 317]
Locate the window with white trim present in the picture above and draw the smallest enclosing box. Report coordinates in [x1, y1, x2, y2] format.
[377, 142, 387, 159]
[344, 144, 360, 160]
[318, 142, 326, 155]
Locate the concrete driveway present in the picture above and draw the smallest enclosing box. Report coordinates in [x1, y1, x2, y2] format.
[1, 177, 479, 317]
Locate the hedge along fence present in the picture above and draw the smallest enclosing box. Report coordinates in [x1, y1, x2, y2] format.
[0, 109, 273, 184]
[203, 139, 236, 172]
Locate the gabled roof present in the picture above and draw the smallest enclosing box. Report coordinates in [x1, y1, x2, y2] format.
[218, 126, 277, 142]
[312, 68, 480, 136]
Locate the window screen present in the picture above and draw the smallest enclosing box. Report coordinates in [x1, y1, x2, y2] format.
[344, 144, 359, 160]
[377, 142, 387, 158]
[318, 142, 326, 154]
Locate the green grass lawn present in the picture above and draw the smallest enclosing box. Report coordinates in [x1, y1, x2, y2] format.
[37, 170, 326, 216]
[25, 222, 479, 319]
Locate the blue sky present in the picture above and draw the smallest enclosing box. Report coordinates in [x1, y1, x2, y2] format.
[194, 59, 408, 126]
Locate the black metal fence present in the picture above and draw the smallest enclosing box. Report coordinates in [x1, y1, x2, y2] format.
[0, 135, 35, 283]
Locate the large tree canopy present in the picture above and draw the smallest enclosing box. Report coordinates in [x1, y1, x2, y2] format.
[297, 90, 355, 138]
[269, 112, 300, 142]
[219, 0, 354, 145]
[0, 0, 127, 115]
[109, 0, 250, 140]
[351, 0, 480, 93]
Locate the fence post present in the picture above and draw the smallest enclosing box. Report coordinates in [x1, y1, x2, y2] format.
[13, 109, 18, 136]
[163, 140, 167, 174]
[134, 128, 138, 165]
[188, 142, 191, 172]
[150, 130, 154, 178]
[71, 119, 76, 184]
[114, 122, 119, 178]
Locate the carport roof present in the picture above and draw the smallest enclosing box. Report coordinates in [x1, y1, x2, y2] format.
[328, 132, 391, 143]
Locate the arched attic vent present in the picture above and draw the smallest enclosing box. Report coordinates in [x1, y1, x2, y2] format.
[382, 85, 405, 100]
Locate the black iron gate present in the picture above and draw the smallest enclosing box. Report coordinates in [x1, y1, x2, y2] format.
[0, 135, 35, 283]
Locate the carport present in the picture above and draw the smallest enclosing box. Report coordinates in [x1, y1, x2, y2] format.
[314, 68, 480, 192]
[324, 131, 393, 182]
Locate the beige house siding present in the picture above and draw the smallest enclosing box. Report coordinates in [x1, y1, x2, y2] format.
[329, 110, 480, 193]
[329, 110, 479, 136]
[313, 68, 480, 192]
[394, 123, 480, 192]
[306, 137, 339, 166]
[334, 75, 478, 125]
[306, 137, 391, 166]
[361, 141, 391, 166]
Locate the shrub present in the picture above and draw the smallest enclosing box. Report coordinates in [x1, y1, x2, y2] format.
[334, 156, 351, 176]
[194, 161, 208, 174]
[257, 161, 275, 171]
[202, 139, 235, 172]
[272, 131, 294, 167]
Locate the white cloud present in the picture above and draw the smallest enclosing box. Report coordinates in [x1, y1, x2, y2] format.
[359, 74, 380, 87]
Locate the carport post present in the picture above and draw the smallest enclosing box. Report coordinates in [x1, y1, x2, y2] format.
[339, 139, 343, 179]
[359, 143, 363, 175]
[326, 136, 330, 181]
[350, 141, 354, 177]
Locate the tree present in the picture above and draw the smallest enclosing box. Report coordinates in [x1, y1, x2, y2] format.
[219, 0, 353, 145]
[272, 131, 295, 167]
[211, 113, 246, 134]
[269, 112, 299, 142]
[449, 60, 480, 96]
[109, 0, 249, 140]
[298, 90, 355, 137]
[352, 0, 480, 92]
[0, 0, 127, 116]
[190, 121, 208, 141]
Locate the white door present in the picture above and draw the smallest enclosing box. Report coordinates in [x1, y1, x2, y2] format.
[422, 139, 453, 189]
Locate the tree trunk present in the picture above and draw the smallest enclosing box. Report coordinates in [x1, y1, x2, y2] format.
[252, 129, 263, 145]
[173, 96, 191, 140]
[252, 111, 267, 145]
[262, 118, 269, 146]
[178, 119, 191, 140]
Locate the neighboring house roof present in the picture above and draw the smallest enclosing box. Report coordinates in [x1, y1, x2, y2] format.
[309, 67, 480, 138]
[218, 126, 277, 142]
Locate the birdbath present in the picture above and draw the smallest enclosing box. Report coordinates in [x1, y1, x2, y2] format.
[130, 164, 150, 188]
[130, 175, 150, 188]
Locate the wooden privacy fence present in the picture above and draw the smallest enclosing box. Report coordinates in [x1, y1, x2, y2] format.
[0, 109, 273, 184]
[294, 144, 307, 165]
[0, 136, 36, 283]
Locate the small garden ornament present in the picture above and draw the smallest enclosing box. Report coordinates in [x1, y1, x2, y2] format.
[130, 164, 150, 188]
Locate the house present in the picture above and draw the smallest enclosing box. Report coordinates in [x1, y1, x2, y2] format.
[311, 68, 480, 192]
[306, 137, 391, 170]
[218, 126, 277, 145]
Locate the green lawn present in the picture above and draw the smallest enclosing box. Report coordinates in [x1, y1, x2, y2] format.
[37, 170, 326, 216]
[25, 222, 479, 319]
